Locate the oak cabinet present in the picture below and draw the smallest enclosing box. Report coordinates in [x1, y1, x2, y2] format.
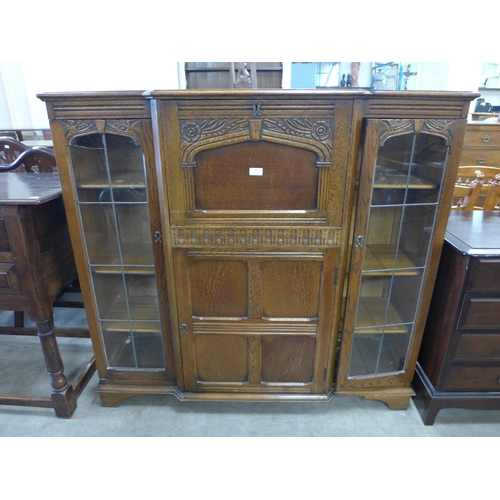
[38, 90, 476, 409]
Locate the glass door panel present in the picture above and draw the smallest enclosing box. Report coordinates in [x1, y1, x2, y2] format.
[69, 132, 165, 370]
[347, 126, 450, 379]
[115, 204, 155, 266]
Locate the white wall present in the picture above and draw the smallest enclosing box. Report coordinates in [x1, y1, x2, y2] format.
[0, 61, 494, 130]
[0, 62, 34, 129]
[0, 60, 181, 129]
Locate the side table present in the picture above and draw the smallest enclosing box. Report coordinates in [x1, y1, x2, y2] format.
[0, 173, 96, 417]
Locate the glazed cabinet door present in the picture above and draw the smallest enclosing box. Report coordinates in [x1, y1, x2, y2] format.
[337, 118, 465, 397]
[59, 120, 174, 382]
[156, 96, 353, 397]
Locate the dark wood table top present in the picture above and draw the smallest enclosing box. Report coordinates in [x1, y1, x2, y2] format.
[0, 173, 61, 205]
[445, 211, 500, 256]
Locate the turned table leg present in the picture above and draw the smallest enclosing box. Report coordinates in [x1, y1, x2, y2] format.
[36, 317, 77, 418]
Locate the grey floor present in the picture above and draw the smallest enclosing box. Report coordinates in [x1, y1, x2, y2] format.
[1, 307, 500, 437]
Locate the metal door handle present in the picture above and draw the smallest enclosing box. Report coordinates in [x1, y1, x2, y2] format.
[354, 235, 365, 248]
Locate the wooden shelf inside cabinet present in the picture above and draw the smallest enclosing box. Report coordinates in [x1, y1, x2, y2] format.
[76, 171, 147, 189]
[362, 245, 421, 276]
[92, 265, 156, 275]
[373, 167, 436, 189]
[102, 321, 162, 334]
[105, 330, 164, 369]
[355, 297, 409, 335]
[104, 295, 160, 322]
[88, 249, 154, 268]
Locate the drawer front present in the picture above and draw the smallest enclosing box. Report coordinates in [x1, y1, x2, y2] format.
[459, 148, 500, 168]
[0, 263, 22, 295]
[457, 295, 500, 330]
[463, 129, 500, 148]
[455, 333, 500, 360]
[0, 219, 13, 264]
[448, 365, 500, 391]
[0, 219, 8, 250]
[467, 259, 500, 293]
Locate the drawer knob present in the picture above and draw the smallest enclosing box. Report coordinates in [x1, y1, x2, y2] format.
[476, 158, 486, 164]
[481, 135, 491, 143]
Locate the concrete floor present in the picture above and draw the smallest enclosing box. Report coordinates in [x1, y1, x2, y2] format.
[1, 308, 500, 437]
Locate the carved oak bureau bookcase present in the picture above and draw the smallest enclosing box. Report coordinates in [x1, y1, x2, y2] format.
[38, 89, 477, 410]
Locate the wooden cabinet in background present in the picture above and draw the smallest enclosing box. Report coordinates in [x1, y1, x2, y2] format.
[185, 62, 283, 89]
[415, 211, 500, 424]
[460, 122, 500, 168]
[38, 89, 477, 410]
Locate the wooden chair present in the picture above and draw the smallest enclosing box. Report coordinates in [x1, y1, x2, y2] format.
[0, 130, 22, 141]
[451, 183, 483, 210]
[230, 62, 258, 88]
[0, 136, 28, 163]
[0, 137, 57, 172]
[456, 166, 500, 190]
[454, 166, 500, 209]
[483, 174, 500, 210]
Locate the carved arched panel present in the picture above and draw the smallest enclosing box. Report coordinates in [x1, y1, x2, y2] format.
[379, 118, 456, 146]
[179, 117, 334, 214]
[180, 117, 334, 167]
[63, 119, 143, 145]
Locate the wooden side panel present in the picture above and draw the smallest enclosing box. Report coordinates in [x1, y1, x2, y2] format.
[418, 242, 469, 387]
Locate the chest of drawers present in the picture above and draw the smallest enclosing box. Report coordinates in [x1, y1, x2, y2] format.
[460, 122, 500, 168]
[415, 211, 500, 424]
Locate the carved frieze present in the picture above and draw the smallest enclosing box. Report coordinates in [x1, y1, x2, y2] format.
[171, 226, 341, 249]
[419, 119, 455, 145]
[180, 118, 334, 167]
[379, 118, 456, 146]
[63, 119, 143, 145]
[379, 119, 414, 145]
[63, 119, 96, 140]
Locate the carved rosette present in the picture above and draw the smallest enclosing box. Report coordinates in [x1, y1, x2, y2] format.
[180, 118, 333, 167]
[171, 226, 341, 248]
[180, 119, 248, 166]
[379, 118, 456, 146]
[63, 119, 143, 145]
